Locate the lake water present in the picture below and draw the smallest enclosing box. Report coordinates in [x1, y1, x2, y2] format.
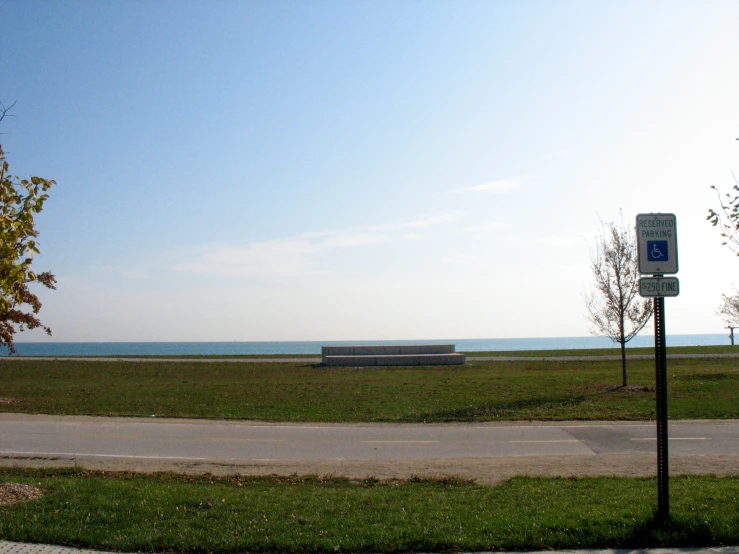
[5, 334, 732, 356]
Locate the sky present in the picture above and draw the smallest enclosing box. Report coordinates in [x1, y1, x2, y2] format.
[2, 0, 739, 343]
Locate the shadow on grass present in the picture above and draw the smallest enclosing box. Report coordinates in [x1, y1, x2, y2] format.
[619, 512, 721, 549]
[406, 395, 588, 422]
[675, 372, 738, 382]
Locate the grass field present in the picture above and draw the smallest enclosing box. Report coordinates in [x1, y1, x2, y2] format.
[1, 351, 736, 552]
[0, 356, 736, 421]
[1, 469, 737, 552]
[465, 344, 739, 357]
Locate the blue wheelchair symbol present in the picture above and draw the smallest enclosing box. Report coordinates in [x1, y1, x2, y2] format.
[647, 240, 668, 262]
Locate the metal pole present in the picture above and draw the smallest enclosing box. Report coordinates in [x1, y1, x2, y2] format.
[654, 296, 669, 520]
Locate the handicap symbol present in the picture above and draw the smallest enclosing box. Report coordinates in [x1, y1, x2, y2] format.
[647, 240, 668, 262]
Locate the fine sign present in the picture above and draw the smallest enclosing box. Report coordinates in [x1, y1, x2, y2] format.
[636, 213, 678, 275]
[639, 276, 680, 297]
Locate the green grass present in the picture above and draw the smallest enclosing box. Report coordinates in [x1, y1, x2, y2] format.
[0, 469, 737, 552]
[465, 344, 739, 357]
[99, 353, 319, 359]
[0, 357, 737, 421]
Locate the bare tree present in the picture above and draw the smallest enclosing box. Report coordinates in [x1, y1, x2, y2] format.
[706, 175, 739, 255]
[716, 290, 739, 346]
[0, 101, 15, 125]
[585, 219, 653, 387]
[717, 291, 739, 324]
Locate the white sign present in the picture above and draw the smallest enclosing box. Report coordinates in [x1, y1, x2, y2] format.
[636, 213, 678, 275]
[639, 277, 680, 297]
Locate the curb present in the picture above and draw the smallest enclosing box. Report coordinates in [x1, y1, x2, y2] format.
[1, 543, 738, 554]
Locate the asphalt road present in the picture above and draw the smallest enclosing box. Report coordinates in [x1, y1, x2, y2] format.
[1, 414, 737, 464]
[3, 353, 739, 363]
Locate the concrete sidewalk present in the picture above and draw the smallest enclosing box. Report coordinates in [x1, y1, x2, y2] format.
[0, 542, 738, 554]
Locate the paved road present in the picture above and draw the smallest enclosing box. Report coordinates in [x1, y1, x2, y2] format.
[1, 414, 737, 463]
[2, 353, 739, 363]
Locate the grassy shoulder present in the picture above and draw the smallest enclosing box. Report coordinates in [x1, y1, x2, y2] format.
[465, 344, 739, 357]
[0, 469, 737, 552]
[0, 357, 737, 421]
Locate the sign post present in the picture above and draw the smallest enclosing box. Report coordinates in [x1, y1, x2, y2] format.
[653, 295, 669, 519]
[636, 213, 678, 521]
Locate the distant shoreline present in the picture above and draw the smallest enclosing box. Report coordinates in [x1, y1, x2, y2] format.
[3, 334, 733, 357]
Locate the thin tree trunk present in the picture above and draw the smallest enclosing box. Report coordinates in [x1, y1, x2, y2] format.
[620, 309, 627, 387]
[620, 339, 627, 387]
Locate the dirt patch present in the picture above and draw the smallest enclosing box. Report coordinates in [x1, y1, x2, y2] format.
[0, 397, 20, 405]
[589, 385, 654, 393]
[608, 385, 654, 393]
[2, 454, 736, 485]
[0, 482, 42, 505]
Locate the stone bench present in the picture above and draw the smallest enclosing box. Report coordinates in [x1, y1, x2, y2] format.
[321, 344, 465, 366]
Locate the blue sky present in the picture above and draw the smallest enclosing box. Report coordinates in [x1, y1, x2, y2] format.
[2, 0, 739, 342]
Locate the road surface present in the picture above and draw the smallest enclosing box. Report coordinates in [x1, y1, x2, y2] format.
[2, 353, 739, 363]
[1, 414, 737, 483]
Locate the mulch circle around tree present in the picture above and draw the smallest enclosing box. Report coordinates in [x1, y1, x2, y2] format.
[0, 482, 43, 505]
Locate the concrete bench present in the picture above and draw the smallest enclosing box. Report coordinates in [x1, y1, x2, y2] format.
[321, 344, 465, 366]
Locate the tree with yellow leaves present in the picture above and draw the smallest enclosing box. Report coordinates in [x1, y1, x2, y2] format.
[0, 104, 56, 353]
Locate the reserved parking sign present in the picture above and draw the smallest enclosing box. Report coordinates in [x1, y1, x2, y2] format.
[636, 213, 678, 275]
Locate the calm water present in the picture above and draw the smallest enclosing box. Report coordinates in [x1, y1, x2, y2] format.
[5, 334, 731, 356]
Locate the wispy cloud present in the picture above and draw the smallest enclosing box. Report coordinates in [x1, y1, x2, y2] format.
[529, 233, 586, 250]
[169, 232, 387, 279]
[165, 211, 459, 279]
[463, 222, 505, 233]
[98, 265, 150, 280]
[452, 177, 522, 194]
[319, 232, 388, 248]
[368, 211, 463, 231]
